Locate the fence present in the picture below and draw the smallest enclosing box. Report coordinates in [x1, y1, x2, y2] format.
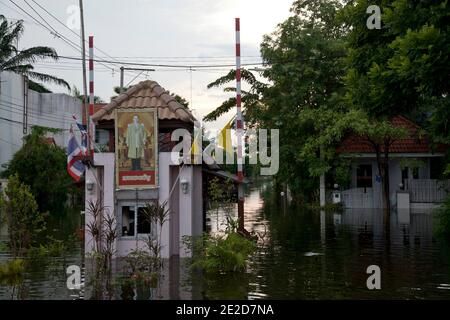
[341, 188, 376, 208]
[405, 179, 450, 203]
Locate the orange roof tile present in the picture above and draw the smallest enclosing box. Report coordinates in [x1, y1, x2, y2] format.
[337, 116, 448, 154]
[92, 80, 196, 124]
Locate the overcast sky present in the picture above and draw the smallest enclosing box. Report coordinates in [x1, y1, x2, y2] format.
[1, 0, 293, 131]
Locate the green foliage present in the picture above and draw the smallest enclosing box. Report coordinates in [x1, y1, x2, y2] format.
[2, 126, 73, 215]
[0, 259, 25, 285]
[27, 238, 67, 259]
[435, 196, 450, 241]
[256, 0, 348, 200]
[0, 242, 8, 252]
[207, 177, 235, 230]
[343, 0, 450, 140]
[208, 177, 234, 213]
[203, 68, 266, 124]
[72, 85, 104, 104]
[0, 174, 46, 257]
[187, 233, 256, 273]
[0, 15, 70, 90]
[142, 200, 169, 265]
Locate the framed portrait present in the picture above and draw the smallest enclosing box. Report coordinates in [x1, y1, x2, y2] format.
[115, 108, 158, 189]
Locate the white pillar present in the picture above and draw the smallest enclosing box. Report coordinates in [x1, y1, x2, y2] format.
[179, 166, 193, 258]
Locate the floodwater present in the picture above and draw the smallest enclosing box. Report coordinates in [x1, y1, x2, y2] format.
[1, 180, 450, 299]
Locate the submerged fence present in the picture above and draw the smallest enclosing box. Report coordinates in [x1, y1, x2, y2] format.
[341, 188, 378, 208]
[405, 179, 450, 203]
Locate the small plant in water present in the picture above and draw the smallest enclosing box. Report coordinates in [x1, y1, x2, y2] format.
[85, 199, 118, 300]
[185, 233, 256, 273]
[435, 195, 450, 241]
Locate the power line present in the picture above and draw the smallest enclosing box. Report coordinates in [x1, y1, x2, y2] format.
[0, 103, 75, 123]
[0, 98, 79, 122]
[8, 0, 116, 75]
[0, 115, 23, 124]
[28, 0, 144, 79]
[0, 113, 71, 131]
[8, 0, 82, 53]
[0, 136, 22, 147]
[56, 55, 266, 69]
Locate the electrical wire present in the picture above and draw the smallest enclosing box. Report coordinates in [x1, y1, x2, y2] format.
[0, 136, 22, 147]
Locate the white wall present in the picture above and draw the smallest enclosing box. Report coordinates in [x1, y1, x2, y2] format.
[0, 71, 82, 169]
[84, 153, 116, 254]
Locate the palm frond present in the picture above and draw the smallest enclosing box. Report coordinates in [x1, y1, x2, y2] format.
[3, 63, 33, 73]
[23, 71, 70, 91]
[203, 97, 237, 122]
[1, 46, 58, 70]
[28, 80, 52, 93]
[0, 16, 24, 63]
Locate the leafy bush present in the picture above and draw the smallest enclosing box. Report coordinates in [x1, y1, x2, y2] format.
[188, 233, 256, 273]
[435, 196, 450, 240]
[27, 238, 67, 259]
[0, 259, 25, 285]
[1, 126, 73, 215]
[0, 174, 46, 257]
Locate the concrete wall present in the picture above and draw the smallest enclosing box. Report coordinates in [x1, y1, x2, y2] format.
[84, 151, 203, 259]
[0, 71, 82, 169]
[84, 153, 115, 254]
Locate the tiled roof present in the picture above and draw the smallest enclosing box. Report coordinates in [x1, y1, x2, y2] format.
[337, 115, 448, 154]
[92, 80, 196, 124]
[82, 103, 106, 124]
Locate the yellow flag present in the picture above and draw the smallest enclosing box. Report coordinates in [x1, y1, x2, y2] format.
[191, 127, 201, 164]
[218, 118, 233, 155]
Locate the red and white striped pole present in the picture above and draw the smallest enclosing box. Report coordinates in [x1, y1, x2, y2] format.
[235, 18, 245, 232]
[88, 36, 95, 155]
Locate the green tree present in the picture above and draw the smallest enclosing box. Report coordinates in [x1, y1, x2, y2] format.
[342, 0, 450, 209]
[0, 15, 70, 92]
[258, 0, 347, 201]
[1, 126, 72, 215]
[203, 68, 266, 127]
[0, 175, 46, 257]
[72, 86, 104, 104]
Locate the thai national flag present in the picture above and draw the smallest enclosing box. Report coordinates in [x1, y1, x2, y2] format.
[67, 126, 85, 182]
[72, 114, 88, 155]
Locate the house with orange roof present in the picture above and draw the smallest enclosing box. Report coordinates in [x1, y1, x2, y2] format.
[335, 116, 449, 211]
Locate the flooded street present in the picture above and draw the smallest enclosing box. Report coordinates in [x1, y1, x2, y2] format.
[1, 179, 450, 299]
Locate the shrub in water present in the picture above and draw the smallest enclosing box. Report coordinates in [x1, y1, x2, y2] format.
[190, 233, 256, 273]
[435, 196, 450, 241]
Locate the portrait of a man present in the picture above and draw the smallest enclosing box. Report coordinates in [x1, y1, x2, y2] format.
[116, 108, 157, 189]
[126, 115, 147, 171]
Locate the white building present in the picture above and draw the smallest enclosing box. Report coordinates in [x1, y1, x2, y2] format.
[0, 71, 82, 169]
[85, 80, 205, 259]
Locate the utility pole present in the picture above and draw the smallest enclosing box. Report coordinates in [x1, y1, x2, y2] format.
[119, 67, 155, 93]
[120, 67, 124, 93]
[235, 18, 248, 236]
[79, 0, 88, 129]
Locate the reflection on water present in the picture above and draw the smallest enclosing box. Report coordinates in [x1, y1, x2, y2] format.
[200, 179, 450, 300]
[1, 179, 450, 299]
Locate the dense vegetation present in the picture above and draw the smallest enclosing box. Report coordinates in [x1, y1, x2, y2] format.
[1, 126, 75, 215]
[205, 0, 450, 214]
